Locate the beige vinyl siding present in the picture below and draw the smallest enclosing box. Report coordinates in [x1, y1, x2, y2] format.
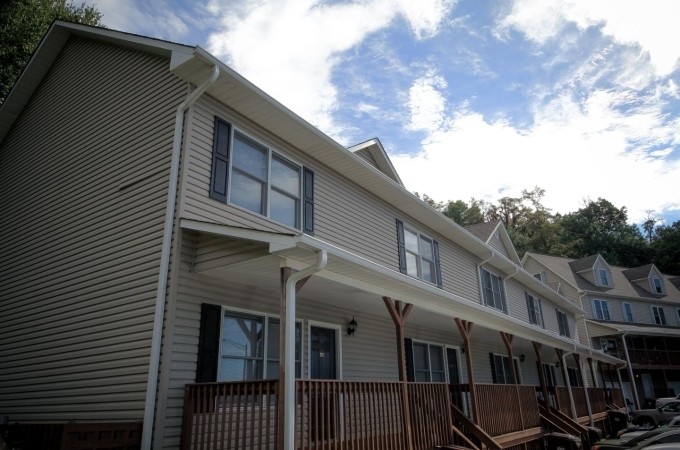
[353, 147, 380, 169]
[523, 257, 581, 306]
[487, 231, 510, 259]
[0, 37, 186, 422]
[180, 95, 482, 303]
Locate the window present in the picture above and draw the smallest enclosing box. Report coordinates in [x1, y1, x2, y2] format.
[219, 311, 301, 381]
[598, 268, 611, 287]
[396, 220, 442, 287]
[210, 118, 314, 232]
[542, 363, 558, 387]
[525, 292, 544, 327]
[622, 303, 634, 322]
[652, 277, 664, 294]
[600, 338, 617, 353]
[556, 310, 570, 337]
[409, 341, 446, 382]
[480, 267, 508, 313]
[592, 299, 611, 321]
[651, 306, 667, 325]
[534, 272, 546, 282]
[677, 309, 680, 327]
[490, 353, 520, 384]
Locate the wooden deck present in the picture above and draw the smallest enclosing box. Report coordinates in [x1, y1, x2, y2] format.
[180, 380, 625, 450]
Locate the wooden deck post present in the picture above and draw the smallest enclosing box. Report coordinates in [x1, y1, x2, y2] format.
[455, 318, 479, 425]
[383, 297, 414, 450]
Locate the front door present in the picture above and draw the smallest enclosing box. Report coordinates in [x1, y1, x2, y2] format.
[446, 348, 460, 384]
[310, 326, 337, 380]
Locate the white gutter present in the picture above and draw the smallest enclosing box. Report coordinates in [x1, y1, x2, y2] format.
[284, 250, 327, 450]
[504, 266, 519, 280]
[141, 64, 220, 450]
[620, 332, 641, 409]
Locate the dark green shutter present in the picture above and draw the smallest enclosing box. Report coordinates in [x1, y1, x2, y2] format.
[433, 240, 442, 288]
[404, 338, 415, 382]
[396, 219, 406, 274]
[303, 168, 314, 234]
[196, 303, 222, 382]
[210, 118, 231, 202]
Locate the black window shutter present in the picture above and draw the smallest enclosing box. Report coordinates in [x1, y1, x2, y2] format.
[404, 338, 415, 382]
[303, 168, 315, 234]
[433, 240, 442, 288]
[396, 219, 406, 274]
[210, 118, 231, 202]
[196, 303, 222, 382]
[489, 353, 498, 384]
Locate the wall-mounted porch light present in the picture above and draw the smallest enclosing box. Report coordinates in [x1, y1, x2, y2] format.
[346, 317, 358, 336]
[519, 354, 525, 363]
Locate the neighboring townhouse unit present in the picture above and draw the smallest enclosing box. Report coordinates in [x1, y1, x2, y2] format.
[523, 253, 680, 410]
[0, 22, 625, 450]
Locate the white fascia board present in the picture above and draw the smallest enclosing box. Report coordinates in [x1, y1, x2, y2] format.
[180, 219, 297, 246]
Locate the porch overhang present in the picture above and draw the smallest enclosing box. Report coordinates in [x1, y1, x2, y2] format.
[180, 219, 624, 366]
[587, 319, 680, 338]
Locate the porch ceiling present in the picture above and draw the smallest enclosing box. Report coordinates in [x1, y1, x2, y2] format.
[182, 219, 624, 366]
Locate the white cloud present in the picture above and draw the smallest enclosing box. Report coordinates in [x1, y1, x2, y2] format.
[498, 0, 680, 76]
[407, 70, 448, 132]
[90, 0, 190, 39]
[206, 0, 454, 141]
[392, 77, 680, 223]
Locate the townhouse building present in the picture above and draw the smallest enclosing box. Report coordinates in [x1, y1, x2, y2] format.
[0, 22, 624, 450]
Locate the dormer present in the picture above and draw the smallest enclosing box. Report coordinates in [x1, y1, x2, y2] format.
[623, 264, 667, 296]
[348, 138, 403, 186]
[569, 254, 613, 289]
[465, 220, 521, 265]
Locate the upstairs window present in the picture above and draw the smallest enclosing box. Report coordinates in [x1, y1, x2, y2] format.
[210, 118, 315, 233]
[480, 267, 508, 313]
[396, 220, 442, 287]
[598, 268, 611, 287]
[622, 303, 634, 323]
[651, 306, 667, 325]
[652, 277, 664, 294]
[556, 310, 570, 338]
[534, 272, 546, 282]
[592, 299, 611, 321]
[525, 292, 544, 327]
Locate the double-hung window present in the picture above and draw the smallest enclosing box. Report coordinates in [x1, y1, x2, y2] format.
[490, 353, 520, 384]
[396, 220, 442, 287]
[406, 340, 446, 382]
[556, 310, 570, 337]
[592, 299, 611, 321]
[481, 267, 507, 313]
[652, 277, 664, 294]
[598, 268, 611, 287]
[651, 306, 667, 325]
[219, 311, 301, 381]
[622, 303, 634, 322]
[210, 118, 315, 233]
[525, 292, 544, 327]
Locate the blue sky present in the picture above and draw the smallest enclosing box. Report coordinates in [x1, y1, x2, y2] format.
[88, 0, 680, 225]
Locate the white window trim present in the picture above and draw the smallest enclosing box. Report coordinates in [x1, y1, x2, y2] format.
[592, 299, 611, 321]
[622, 302, 634, 323]
[226, 126, 304, 231]
[542, 363, 558, 387]
[525, 292, 544, 328]
[480, 266, 508, 314]
[402, 223, 439, 286]
[651, 277, 664, 295]
[307, 320, 343, 380]
[218, 306, 304, 382]
[650, 305, 667, 325]
[597, 268, 611, 287]
[556, 309, 570, 338]
[409, 338, 447, 383]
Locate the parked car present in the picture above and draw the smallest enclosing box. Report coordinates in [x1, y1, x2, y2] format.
[631, 402, 680, 426]
[641, 444, 680, 450]
[592, 428, 680, 450]
[618, 415, 680, 442]
[656, 394, 680, 408]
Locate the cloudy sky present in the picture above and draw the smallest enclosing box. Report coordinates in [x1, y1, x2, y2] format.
[89, 0, 680, 224]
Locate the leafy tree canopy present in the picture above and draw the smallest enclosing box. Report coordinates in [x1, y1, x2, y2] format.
[0, 0, 103, 105]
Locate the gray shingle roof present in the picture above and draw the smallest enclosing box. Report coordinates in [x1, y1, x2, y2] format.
[465, 220, 501, 243]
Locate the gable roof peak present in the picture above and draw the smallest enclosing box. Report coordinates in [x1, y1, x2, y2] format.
[622, 263, 656, 281]
[568, 254, 606, 273]
[347, 138, 403, 186]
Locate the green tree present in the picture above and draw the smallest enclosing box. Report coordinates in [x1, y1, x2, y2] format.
[0, 0, 103, 104]
[442, 198, 486, 226]
[559, 198, 649, 266]
[651, 221, 680, 275]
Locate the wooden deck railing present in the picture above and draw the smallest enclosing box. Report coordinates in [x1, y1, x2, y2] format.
[587, 387, 608, 414]
[449, 383, 540, 437]
[182, 380, 456, 450]
[608, 388, 625, 408]
[181, 380, 279, 450]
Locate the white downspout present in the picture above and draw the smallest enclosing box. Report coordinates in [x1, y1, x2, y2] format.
[284, 250, 328, 450]
[503, 266, 519, 281]
[578, 355, 594, 426]
[561, 350, 579, 420]
[620, 332, 641, 409]
[141, 64, 220, 450]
